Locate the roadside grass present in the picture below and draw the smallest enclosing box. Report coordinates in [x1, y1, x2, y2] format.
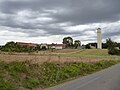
[0, 60, 119, 90]
[59, 49, 120, 58]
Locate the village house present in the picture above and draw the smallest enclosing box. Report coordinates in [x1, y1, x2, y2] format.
[48, 43, 65, 49]
[40, 43, 48, 50]
[16, 42, 66, 50]
[16, 42, 37, 48]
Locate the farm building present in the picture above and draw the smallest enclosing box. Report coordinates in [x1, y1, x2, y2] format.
[16, 42, 65, 50]
[48, 44, 65, 49]
[40, 43, 48, 50]
[16, 42, 37, 48]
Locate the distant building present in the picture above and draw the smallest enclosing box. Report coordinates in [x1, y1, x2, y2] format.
[16, 42, 37, 48]
[16, 42, 65, 50]
[48, 43, 65, 49]
[40, 43, 48, 50]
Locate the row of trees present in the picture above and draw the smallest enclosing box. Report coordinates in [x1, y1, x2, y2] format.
[0, 42, 37, 52]
[85, 43, 108, 49]
[0, 37, 119, 55]
[63, 37, 81, 49]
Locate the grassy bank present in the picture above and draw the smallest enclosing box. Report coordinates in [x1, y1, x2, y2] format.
[0, 60, 119, 90]
[60, 49, 120, 58]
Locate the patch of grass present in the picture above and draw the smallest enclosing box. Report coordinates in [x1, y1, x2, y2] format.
[0, 61, 43, 90]
[0, 60, 119, 90]
[23, 78, 40, 89]
[38, 60, 119, 87]
[60, 49, 120, 58]
[0, 78, 16, 90]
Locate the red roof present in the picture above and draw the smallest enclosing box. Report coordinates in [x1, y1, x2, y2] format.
[48, 44, 65, 47]
[16, 42, 36, 47]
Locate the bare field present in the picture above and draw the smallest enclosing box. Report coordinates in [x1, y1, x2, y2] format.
[0, 54, 119, 64]
[0, 54, 100, 63]
[0, 49, 119, 63]
[52, 49, 82, 53]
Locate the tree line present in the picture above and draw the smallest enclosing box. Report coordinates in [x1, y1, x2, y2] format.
[0, 37, 81, 52]
[0, 37, 119, 55]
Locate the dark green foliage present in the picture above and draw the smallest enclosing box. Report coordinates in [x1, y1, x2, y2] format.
[74, 40, 81, 49]
[85, 43, 108, 49]
[85, 43, 97, 49]
[63, 37, 73, 48]
[1, 41, 34, 52]
[0, 46, 2, 50]
[116, 43, 120, 48]
[0, 60, 119, 90]
[85, 44, 90, 49]
[106, 38, 120, 55]
[34, 45, 41, 51]
[102, 43, 107, 49]
[108, 48, 119, 55]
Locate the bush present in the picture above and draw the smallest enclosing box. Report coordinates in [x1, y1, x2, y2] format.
[108, 48, 120, 55]
[106, 38, 120, 55]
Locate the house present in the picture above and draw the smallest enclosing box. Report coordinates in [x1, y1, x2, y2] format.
[16, 42, 37, 48]
[55, 44, 66, 49]
[16, 42, 65, 50]
[40, 43, 48, 50]
[48, 43, 65, 49]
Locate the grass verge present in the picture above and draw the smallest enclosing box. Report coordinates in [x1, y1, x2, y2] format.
[0, 60, 119, 90]
[59, 49, 120, 58]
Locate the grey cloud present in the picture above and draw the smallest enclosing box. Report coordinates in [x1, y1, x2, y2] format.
[0, 0, 120, 43]
[52, 0, 120, 25]
[103, 29, 120, 39]
[1, 0, 120, 24]
[0, 0, 68, 14]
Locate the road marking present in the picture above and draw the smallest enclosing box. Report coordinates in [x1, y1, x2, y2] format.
[74, 77, 101, 90]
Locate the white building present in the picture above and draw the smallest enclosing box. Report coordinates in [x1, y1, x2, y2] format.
[48, 44, 65, 49]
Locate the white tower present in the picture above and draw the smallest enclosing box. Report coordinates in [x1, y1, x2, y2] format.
[97, 28, 102, 49]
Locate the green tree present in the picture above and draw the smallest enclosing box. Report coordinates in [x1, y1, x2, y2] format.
[2, 41, 16, 52]
[74, 40, 81, 49]
[34, 45, 41, 51]
[106, 38, 120, 55]
[1, 41, 34, 52]
[63, 37, 73, 48]
[0, 46, 2, 50]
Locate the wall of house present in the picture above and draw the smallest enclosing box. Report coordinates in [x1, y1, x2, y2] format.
[55, 46, 63, 49]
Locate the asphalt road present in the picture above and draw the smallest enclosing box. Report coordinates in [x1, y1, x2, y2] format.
[45, 64, 120, 90]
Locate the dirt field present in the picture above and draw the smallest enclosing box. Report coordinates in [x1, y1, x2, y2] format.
[0, 54, 119, 64]
[0, 49, 119, 63]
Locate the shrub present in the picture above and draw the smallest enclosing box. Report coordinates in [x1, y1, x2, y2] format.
[106, 38, 120, 55]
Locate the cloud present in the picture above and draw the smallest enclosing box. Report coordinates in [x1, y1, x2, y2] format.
[0, 0, 120, 45]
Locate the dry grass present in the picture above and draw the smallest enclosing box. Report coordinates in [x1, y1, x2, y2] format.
[0, 54, 119, 64]
[53, 49, 81, 53]
[0, 49, 119, 64]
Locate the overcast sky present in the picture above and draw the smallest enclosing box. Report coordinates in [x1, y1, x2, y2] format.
[0, 0, 120, 45]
